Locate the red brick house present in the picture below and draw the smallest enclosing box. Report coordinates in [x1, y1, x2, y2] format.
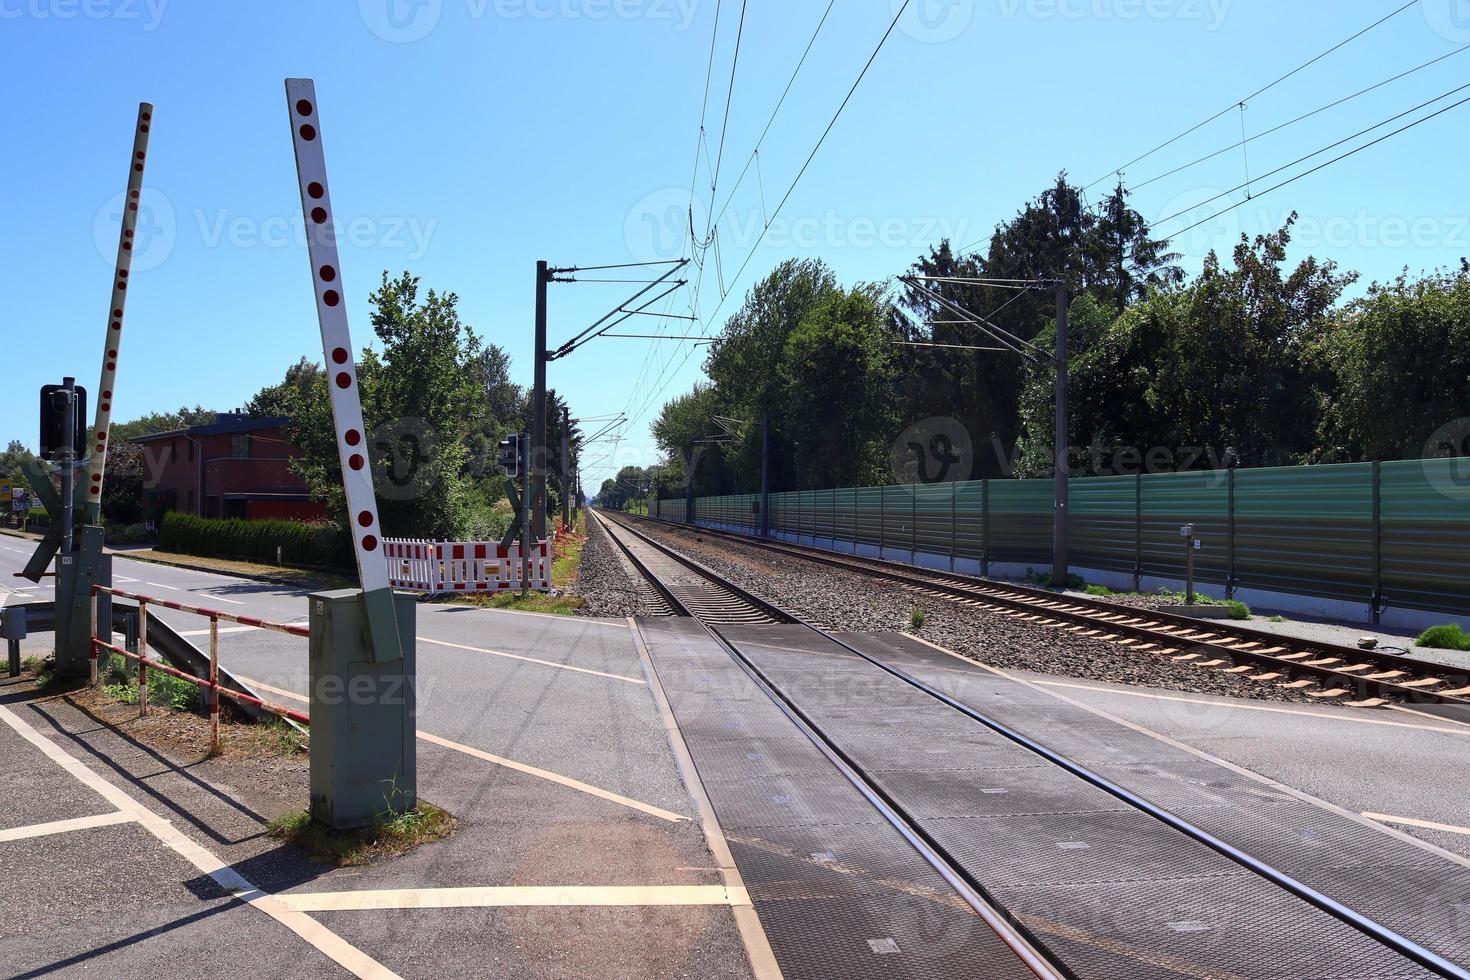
[131, 413, 325, 522]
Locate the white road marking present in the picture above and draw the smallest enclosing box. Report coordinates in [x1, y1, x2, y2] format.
[196, 592, 247, 605]
[0, 704, 399, 979]
[1029, 679, 1470, 738]
[237, 676, 685, 824]
[418, 636, 644, 684]
[1363, 812, 1470, 837]
[144, 582, 180, 591]
[0, 810, 137, 842]
[275, 884, 746, 913]
[427, 605, 630, 629]
[179, 626, 258, 638]
[115, 576, 140, 583]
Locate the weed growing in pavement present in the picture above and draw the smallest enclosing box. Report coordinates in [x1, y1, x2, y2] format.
[103, 661, 199, 711]
[1417, 624, 1470, 651]
[1268, 615, 1287, 623]
[268, 802, 456, 866]
[1084, 584, 1116, 597]
[910, 608, 926, 629]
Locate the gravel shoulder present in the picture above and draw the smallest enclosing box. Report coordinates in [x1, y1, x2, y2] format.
[629, 519, 1322, 705]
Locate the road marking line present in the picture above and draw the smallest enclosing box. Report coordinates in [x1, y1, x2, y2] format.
[0, 810, 138, 842]
[427, 606, 630, 629]
[1029, 679, 1470, 738]
[418, 636, 643, 684]
[197, 592, 247, 605]
[905, 634, 1470, 872]
[236, 676, 685, 824]
[115, 576, 139, 583]
[179, 626, 259, 638]
[144, 582, 180, 591]
[1363, 812, 1470, 837]
[630, 618, 783, 980]
[0, 704, 400, 980]
[276, 884, 746, 913]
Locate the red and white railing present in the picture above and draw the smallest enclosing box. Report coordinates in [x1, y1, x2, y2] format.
[90, 585, 310, 753]
[384, 539, 552, 593]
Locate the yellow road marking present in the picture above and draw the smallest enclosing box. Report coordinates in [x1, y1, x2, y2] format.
[276, 884, 746, 913]
[1363, 812, 1470, 837]
[0, 704, 399, 980]
[418, 636, 644, 684]
[238, 676, 685, 824]
[0, 810, 137, 842]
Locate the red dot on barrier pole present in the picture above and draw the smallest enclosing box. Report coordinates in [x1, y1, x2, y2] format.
[319, 265, 336, 281]
[335, 372, 351, 388]
[358, 511, 373, 527]
[308, 181, 324, 199]
[299, 124, 316, 141]
[311, 207, 327, 224]
[345, 429, 361, 446]
[323, 290, 340, 307]
[362, 535, 378, 552]
[332, 347, 348, 364]
[296, 99, 313, 116]
[349, 454, 364, 470]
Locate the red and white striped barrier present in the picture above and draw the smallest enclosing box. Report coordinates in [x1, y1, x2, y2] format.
[384, 539, 552, 594]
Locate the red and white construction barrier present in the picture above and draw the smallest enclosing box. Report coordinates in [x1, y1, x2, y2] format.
[384, 539, 552, 594]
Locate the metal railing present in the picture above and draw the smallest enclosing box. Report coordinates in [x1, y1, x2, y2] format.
[89, 585, 310, 753]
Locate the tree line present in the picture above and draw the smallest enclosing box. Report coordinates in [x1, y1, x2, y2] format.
[6, 270, 580, 543]
[647, 174, 1470, 502]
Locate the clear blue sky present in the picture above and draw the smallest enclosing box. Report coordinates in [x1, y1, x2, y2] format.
[3, 1, 1467, 491]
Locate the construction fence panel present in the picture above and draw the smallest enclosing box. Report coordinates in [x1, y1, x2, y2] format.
[1139, 470, 1230, 586]
[1234, 463, 1374, 604]
[1380, 458, 1470, 615]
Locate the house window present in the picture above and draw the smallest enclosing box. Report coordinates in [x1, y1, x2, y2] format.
[186, 439, 194, 462]
[231, 434, 250, 459]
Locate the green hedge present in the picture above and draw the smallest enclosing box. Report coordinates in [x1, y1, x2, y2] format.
[157, 512, 351, 570]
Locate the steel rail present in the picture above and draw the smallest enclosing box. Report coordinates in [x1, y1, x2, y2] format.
[599, 509, 1470, 980]
[593, 511, 1067, 979]
[636, 518, 1470, 709]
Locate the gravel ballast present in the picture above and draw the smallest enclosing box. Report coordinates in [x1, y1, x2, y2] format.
[571, 511, 670, 618]
[623, 517, 1322, 705]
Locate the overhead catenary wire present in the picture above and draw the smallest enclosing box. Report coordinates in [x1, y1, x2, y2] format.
[1084, 0, 1419, 190]
[1154, 80, 1470, 228]
[1162, 89, 1470, 238]
[1128, 43, 1470, 194]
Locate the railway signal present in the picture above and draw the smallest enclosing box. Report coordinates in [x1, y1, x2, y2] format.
[499, 434, 521, 477]
[38, 384, 87, 462]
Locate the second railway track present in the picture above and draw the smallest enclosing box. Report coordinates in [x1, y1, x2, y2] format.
[620, 513, 1470, 712]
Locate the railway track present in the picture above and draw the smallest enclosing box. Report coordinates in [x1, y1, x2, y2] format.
[593, 508, 1469, 979]
[627, 514, 1470, 711]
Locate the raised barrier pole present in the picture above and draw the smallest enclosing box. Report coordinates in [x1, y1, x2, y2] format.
[286, 77, 414, 829]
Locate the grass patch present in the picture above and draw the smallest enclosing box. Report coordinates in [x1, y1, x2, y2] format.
[1084, 584, 1116, 597]
[910, 607, 926, 629]
[268, 801, 456, 867]
[1268, 615, 1287, 623]
[1025, 568, 1087, 590]
[101, 651, 200, 711]
[1416, 624, 1470, 651]
[1222, 599, 1251, 620]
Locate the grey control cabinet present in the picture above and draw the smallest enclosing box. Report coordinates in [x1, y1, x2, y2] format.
[308, 589, 417, 830]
